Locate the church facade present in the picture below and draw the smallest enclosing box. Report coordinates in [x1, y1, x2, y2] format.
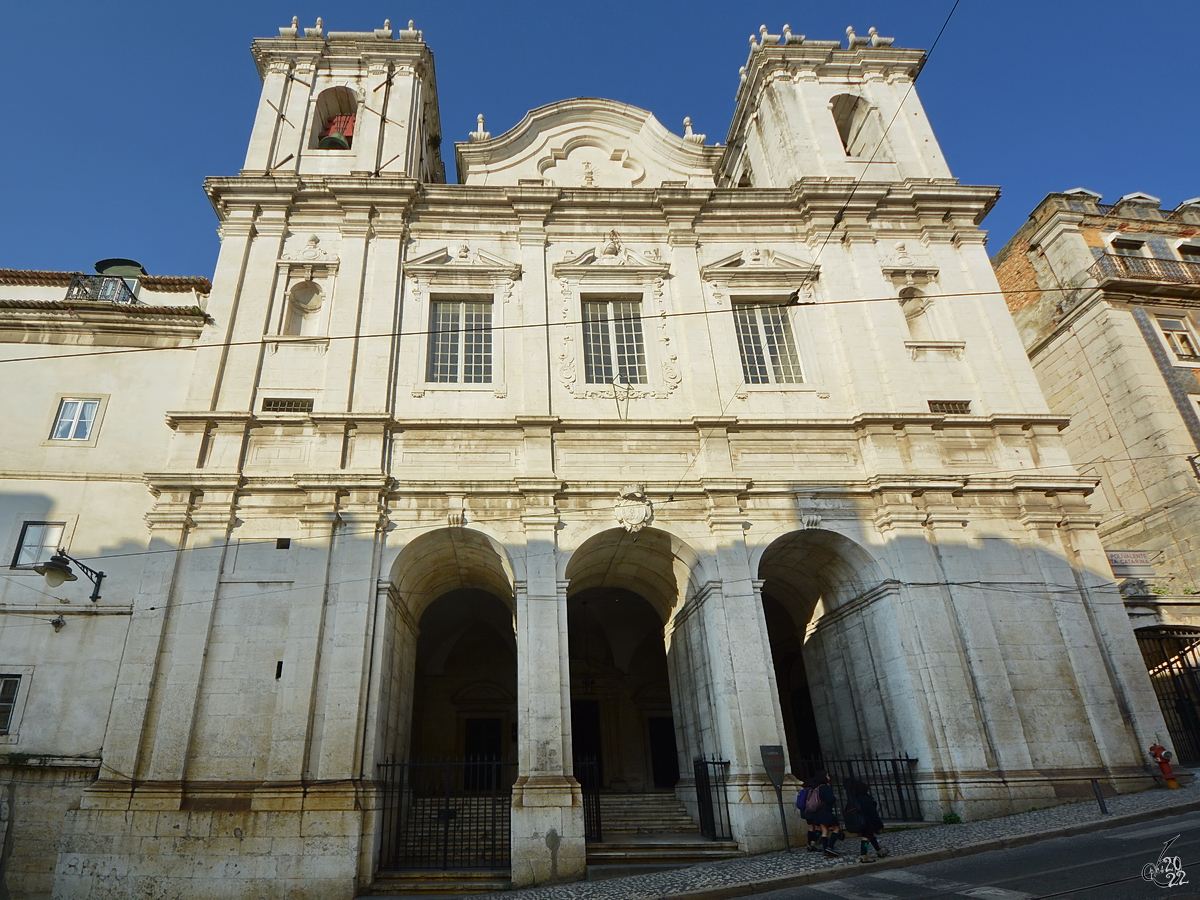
[0, 19, 1170, 900]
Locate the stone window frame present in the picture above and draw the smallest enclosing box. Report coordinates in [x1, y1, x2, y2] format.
[580, 294, 650, 386]
[729, 295, 806, 385]
[413, 290, 505, 393]
[1175, 240, 1200, 264]
[1153, 313, 1200, 368]
[425, 295, 496, 385]
[0, 667, 33, 745]
[42, 393, 110, 448]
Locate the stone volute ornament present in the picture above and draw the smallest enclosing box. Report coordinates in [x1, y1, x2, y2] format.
[614, 484, 652, 533]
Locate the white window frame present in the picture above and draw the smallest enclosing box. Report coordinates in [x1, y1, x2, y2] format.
[425, 295, 495, 385]
[730, 297, 806, 385]
[10, 521, 65, 570]
[0, 667, 33, 745]
[580, 295, 649, 386]
[1154, 315, 1200, 367]
[43, 393, 109, 448]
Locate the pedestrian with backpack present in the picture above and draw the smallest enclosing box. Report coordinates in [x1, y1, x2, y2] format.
[795, 778, 821, 851]
[843, 776, 889, 863]
[805, 770, 843, 856]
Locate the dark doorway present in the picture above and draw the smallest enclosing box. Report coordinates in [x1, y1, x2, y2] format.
[761, 593, 823, 773]
[647, 716, 680, 788]
[465, 717, 502, 759]
[572, 698, 603, 783]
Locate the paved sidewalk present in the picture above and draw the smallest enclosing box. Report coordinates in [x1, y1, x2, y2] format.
[479, 780, 1200, 900]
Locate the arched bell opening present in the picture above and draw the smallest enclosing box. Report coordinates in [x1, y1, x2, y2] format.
[312, 85, 357, 150]
[758, 529, 894, 776]
[564, 527, 705, 798]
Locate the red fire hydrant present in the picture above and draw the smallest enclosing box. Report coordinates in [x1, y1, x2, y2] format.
[1150, 743, 1179, 789]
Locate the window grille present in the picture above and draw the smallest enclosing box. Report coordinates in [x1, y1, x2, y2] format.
[261, 398, 314, 413]
[582, 299, 648, 385]
[11, 522, 64, 569]
[928, 400, 971, 414]
[732, 302, 804, 384]
[427, 300, 493, 383]
[50, 398, 100, 441]
[0, 676, 19, 735]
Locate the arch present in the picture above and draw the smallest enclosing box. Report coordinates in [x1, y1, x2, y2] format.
[284, 280, 324, 336]
[564, 526, 708, 621]
[755, 527, 889, 618]
[312, 85, 357, 150]
[829, 93, 890, 160]
[389, 527, 515, 621]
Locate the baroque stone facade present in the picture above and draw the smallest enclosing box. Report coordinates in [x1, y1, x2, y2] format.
[0, 20, 1170, 900]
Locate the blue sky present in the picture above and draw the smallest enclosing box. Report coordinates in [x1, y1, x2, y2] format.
[4, 1, 1196, 278]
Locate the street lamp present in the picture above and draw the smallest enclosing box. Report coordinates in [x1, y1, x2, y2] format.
[34, 550, 104, 601]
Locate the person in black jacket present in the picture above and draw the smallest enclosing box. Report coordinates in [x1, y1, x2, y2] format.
[806, 771, 843, 857]
[843, 777, 889, 863]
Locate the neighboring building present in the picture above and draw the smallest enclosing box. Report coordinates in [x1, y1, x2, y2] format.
[993, 190, 1200, 762]
[0, 20, 1170, 900]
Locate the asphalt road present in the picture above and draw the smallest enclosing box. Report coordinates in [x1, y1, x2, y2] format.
[745, 810, 1200, 900]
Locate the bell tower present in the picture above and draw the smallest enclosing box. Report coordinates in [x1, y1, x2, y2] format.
[242, 17, 444, 181]
[721, 25, 950, 187]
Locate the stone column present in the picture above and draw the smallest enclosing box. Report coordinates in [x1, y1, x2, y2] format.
[699, 479, 793, 853]
[510, 482, 584, 886]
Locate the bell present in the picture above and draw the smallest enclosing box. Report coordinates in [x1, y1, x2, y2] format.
[318, 131, 350, 150]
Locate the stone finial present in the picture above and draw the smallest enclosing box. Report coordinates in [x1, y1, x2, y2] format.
[868, 27, 894, 48]
[304, 17, 323, 38]
[375, 19, 393, 39]
[846, 26, 870, 49]
[749, 33, 760, 51]
[280, 16, 299, 37]
[739, 65, 747, 85]
[683, 117, 705, 145]
[399, 19, 422, 41]
[469, 114, 491, 142]
[759, 24, 781, 45]
[782, 24, 805, 45]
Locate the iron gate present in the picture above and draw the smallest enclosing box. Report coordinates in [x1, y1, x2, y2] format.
[378, 758, 517, 870]
[693, 755, 732, 840]
[1137, 627, 1200, 764]
[796, 754, 922, 821]
[576, 754, 603, 842]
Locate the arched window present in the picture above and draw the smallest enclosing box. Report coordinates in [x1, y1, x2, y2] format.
[284, 281, 324, 335]
[899, 287, 935, 341]
[312, 86, 357, 150]
[830, 94, 890, 160]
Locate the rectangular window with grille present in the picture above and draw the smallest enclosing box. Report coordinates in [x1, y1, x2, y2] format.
[11, 522, 64, 569]
[928, 400, 972, 414]
[1157, 316, 1200, 362]
[582, 298, 647, 385]
[427, 299, 493, 383]
[0, 676, 20, 735]
[261, 398, 314, 413]
[732, 300, 804, 384]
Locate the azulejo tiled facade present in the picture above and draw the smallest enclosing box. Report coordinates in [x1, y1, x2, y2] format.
[0, 19, 1169, 900]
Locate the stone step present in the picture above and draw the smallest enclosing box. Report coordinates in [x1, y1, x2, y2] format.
[365, 871, 510, 896]
[596, 792, 700, 834]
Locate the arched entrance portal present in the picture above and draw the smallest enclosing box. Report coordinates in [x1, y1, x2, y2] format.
[565, 527, 707, 840]
[758, 529, 894, 776]
[378, 528, 517, 871]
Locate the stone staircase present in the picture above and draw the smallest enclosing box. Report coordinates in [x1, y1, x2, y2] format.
[363, 870, 510, 896]
[586, 792, 742, 880]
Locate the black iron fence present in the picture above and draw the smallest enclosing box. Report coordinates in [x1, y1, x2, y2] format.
[693, 755, 732, 840]
[65, 274, 139, 305]
[1137, 627, 1200, 764]
[377, 757, 517, 870]
[576, 755, 602, 842]
[795, 754, 922, 821]
[1089, 253, 1200, 287]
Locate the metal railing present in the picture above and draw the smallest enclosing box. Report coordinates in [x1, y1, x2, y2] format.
[1088, 254, 1200, 287]
[796, 754, 923, 821]
[576, 755, 602, 842]
[65, 274, 138, 305]
[693, 755, 732, 840]
[377, 757, 517, 871]
[1137, 627, 1200, 765]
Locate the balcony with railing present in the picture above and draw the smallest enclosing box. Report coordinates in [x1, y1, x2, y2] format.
[1087, 253, 1200, 297]
[65, 274, 139, 305]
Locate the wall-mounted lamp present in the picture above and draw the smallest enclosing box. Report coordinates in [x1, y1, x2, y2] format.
[34, 550, 104, 601]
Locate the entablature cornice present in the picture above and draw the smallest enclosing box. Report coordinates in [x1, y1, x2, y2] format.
[0, 302, 208, 347]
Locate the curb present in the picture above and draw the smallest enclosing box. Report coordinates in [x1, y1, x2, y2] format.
[665, 795, 1200, 900]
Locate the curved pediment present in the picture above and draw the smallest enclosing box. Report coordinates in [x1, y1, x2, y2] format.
[455, 98, 722, 188]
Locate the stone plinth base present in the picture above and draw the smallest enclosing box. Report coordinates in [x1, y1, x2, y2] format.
[52, 781, 365, 900]
[510, 775, 586, 887]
